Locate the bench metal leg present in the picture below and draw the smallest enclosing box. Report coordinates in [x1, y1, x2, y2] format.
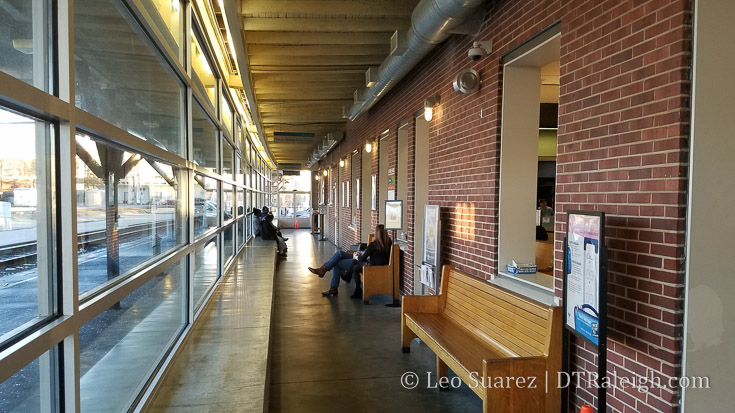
[437, 357, 449, 391]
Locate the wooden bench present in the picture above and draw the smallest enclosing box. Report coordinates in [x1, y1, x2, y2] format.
[401, 265, 561, 413]
[362, 244, 400, 305]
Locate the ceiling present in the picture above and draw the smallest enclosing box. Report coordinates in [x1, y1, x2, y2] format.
[237, 0, 421, 169]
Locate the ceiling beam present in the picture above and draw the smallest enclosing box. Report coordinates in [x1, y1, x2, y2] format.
[245, 31, 393, 45]
[255, 80, 362, 90]
[252, 72, 362, 82]
[247, 44, 389, 57]
[241, 0, 417, 16]
[249, 55, 385, 67]
[242, 17, 409, 33]
[256, 91, 355, 100]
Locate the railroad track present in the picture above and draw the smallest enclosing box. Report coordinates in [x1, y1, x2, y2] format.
[0, 223, 164, 268]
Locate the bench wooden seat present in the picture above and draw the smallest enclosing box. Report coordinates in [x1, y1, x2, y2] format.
[401, 265, 561, 413]
[362, 244, 399, 305]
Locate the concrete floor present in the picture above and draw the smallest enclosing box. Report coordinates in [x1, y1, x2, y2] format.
[269, 230, 482, 412]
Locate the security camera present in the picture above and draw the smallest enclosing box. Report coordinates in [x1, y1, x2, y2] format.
[468, 40, 492, 61]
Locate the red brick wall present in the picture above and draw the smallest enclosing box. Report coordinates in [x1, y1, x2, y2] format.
[317, 1, 691, 411]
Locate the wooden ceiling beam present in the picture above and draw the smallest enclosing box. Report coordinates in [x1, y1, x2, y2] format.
[249, 54, 385, 67]
[255, 80, 362, 90]
[248, 44, 389, 57]
[245, 31, 392, 46]
[252, 72, 362, 82]
[242, 17, 409, 33]
[241, 0, 417, 16]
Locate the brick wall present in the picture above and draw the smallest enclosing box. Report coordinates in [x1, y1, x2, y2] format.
[317, 0, 691, 411]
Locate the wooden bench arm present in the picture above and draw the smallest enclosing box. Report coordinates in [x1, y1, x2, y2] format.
[401, 294, 443, 314]
[481, 357, 550, 413]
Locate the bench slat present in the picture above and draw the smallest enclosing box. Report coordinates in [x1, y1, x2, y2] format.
[445, 279, 548, 354]
[448, 272, 549, 319]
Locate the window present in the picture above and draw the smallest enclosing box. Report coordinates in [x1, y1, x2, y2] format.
[223, 224, 234, 265]
[75, 134, 186, 296]
[222, 140, 234, 179]
[79, 260, 186, 412]
[497, 29, 560, 291]
[0, 108, 55, 339]
[223, 184, 234, 223]
[194, 174, 218, 237]
[191, 30, 216, 108]
[140, 0, 183, 60]
[0, 0, 52, 92]
[193, 236, 218, 308]
[192, 101, 218, 172]
[75, 0, 185, 157]
[221, 94, 233, 136]
[0, 347, 57, 412]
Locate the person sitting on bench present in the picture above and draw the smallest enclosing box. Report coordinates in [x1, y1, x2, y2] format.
[308, 224, 392, 298]
[349, 224, 392, 299]
[261, 214, 288, 257]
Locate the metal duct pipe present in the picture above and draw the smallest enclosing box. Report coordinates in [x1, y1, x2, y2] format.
[348, 0, 485, 120]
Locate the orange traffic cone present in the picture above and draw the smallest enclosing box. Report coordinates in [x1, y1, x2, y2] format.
[580, 405, 594, 413]
[294, 219, 299, 229]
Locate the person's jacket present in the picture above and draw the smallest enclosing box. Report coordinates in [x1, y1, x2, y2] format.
[261, 219, 279, 240]
[358, 240, 392, 267]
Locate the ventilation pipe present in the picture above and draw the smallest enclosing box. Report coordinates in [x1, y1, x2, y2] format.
[348, 0, 486, 120]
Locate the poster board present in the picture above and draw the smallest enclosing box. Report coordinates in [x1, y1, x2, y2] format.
[563, 211, 606, 347]
[421, 205, 441, 290]
[385, 200, 403, 230]
[371, 174, 377, 211]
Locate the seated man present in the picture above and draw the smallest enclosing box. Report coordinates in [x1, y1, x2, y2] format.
[261, 214, 288, 257]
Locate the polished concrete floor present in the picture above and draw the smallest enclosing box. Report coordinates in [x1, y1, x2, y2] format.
[269, 230, 482, 412]
[147, 240, 277, 413]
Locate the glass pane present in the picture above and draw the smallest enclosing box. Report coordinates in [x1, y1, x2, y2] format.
[236, 155, 243, 183]
[278, 194, 294, 218]
[75, 134, 186, 296]
[0, 0, 51, 92]
[139, 0, 182, 59]
[75, 0, 184, 157]
[222, 141, 233, 179]
[193, 236, 218, 309]
[236, 187, 244, 217]
[223, 224, 233, 264]
[221, 94, 232, 136]
[247, 189, 252, 214]
[191, 31, 216, 108]
[0, 108, 54, 339]
[194, 175, 218, 237]
[79, 260, 186, 412]
[238, 218, 245, 249]
[222, 183, 234, 222]
[192, 101, 218, 172]
[0, 348, 55, 412]
[295, 193, 311, 218]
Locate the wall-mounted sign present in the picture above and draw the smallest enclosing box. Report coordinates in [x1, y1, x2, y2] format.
[387, 167, 396, 200]
[385, 200, 403, 230]
[371, 174, 377, 211]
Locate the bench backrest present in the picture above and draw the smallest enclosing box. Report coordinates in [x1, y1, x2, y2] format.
[440, 266, 557, 358]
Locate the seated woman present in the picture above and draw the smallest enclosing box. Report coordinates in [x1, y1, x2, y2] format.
[349, 224, 392, 299]
[308, 224, 392, 298]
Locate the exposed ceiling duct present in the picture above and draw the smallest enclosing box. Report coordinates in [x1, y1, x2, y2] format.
[348, 0, 486, 120]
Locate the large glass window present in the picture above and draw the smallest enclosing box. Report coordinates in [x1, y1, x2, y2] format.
[0, 108, 55, 340]
[193, 236, 218, 309]
[194, 174, 218, 237]
[0, 348, 57, 412]
[75, 134, 186, 296]
[74, 0, 185, 157]
[191, 31, 216, 108]
[223, 183, 234, 223]
[192, 101, 218, 172]
[0, 0, 51, 92]
[140, 0, 183, 59]
[79, 260, 186, 412]
[222, 140, 233, 179]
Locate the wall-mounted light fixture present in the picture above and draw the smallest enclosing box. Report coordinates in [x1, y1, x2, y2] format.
[365, 141, 372, 153]
[340, 159, 345, 167]
[424, 95, 441, 122]
[323, 169, 328, 176]
[315, 174, 319, 181]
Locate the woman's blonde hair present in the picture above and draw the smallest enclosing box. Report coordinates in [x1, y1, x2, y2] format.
[373, 224, 392, 252]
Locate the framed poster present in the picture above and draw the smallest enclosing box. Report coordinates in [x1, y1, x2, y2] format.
[356, 178, 360, 209]
[371, 174, 377, 211]
[422, 205, 440, 268]
[385, 200, 403, 230]
[563, 211, 606, 347]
